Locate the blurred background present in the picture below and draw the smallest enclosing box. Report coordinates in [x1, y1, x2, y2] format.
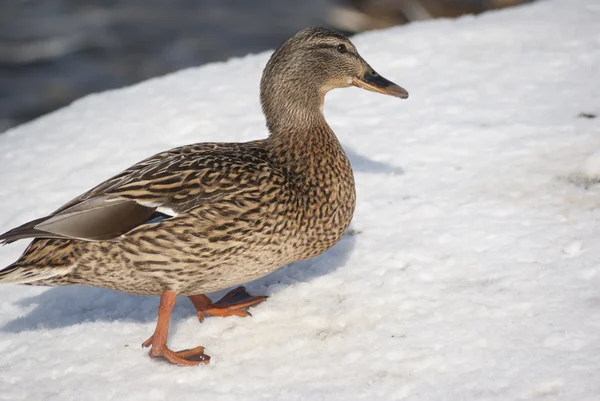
[0, 0, 535, 133]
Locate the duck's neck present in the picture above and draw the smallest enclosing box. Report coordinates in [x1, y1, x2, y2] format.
[264, 94, 346, 180]
[263, 93, 357, 252]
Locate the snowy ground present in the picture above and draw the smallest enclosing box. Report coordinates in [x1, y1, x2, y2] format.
[1, 0, 600, 400]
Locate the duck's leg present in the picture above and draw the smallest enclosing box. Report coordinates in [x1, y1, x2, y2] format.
[188, 286, 267, 323]
[142, 290, 210, 366]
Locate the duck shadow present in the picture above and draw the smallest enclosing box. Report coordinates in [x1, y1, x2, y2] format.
[344, 144, 404, 175]
[1, 231, 357, 333]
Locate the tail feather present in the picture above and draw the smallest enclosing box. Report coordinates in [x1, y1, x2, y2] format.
[0, 262, 67, 285]
[0, 264, 20, 282]
[0, 238, 72, 285]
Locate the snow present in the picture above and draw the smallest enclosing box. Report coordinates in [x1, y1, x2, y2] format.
[1, 0, 600, 399]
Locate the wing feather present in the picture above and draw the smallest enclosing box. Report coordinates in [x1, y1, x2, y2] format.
[0, 141, 272, 245]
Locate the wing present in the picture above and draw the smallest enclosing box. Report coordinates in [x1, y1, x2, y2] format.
[0, 141, 272, 244]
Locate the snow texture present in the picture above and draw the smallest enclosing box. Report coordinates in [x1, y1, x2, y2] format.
[1, 0, 599, 400]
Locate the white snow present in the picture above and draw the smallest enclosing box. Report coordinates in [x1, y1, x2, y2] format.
[1, 0, 600, 399]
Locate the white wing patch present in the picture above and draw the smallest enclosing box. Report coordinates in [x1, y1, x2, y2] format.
[157, 206, 178, 217]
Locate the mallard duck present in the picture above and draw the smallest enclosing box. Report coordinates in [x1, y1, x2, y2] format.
[0, 27, 408, 366]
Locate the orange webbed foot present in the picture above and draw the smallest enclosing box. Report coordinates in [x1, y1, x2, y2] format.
[143, 291, 211, 367]
[189, 286, 268, 323]
[142, 336, 210, 366]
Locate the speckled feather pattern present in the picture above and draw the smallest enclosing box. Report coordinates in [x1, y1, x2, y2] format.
[5, 131, 355, 295]
[0, 28, 364, 297]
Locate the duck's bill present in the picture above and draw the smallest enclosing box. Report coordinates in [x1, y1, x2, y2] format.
[352, 70, 409, 99]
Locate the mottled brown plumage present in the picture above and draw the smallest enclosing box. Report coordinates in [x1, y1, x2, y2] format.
[0, 27, 408, 366]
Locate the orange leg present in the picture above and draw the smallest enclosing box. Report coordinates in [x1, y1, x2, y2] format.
[142, 290, 210, 366]
[188, 286, 267, 323]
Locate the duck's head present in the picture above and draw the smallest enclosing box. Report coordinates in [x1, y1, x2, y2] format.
[261, 27, 408, 130]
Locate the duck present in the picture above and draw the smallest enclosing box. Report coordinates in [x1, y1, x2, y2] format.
[0, 27, 408, 366]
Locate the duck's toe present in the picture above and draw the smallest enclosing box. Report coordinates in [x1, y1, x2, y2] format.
[189, 287, 268, 323]
[143, 338, 210, 366]
[151, 345, 210, 366]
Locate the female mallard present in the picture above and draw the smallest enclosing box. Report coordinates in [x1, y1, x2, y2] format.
[0, 28, 408, 366]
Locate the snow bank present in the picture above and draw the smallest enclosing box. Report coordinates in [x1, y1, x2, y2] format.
[1, 0, 599, 400]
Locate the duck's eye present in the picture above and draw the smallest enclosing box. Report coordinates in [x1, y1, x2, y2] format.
[337, 44, 347, 53]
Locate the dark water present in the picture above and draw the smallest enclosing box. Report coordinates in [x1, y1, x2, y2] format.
[0, 0, 532, 132]
[0, 0, 334, 131]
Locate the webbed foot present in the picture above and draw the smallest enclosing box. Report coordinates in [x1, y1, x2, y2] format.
[142, 336, 209, 366]
[188, 286, 268, 323]
[143, 290, 210, 366]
